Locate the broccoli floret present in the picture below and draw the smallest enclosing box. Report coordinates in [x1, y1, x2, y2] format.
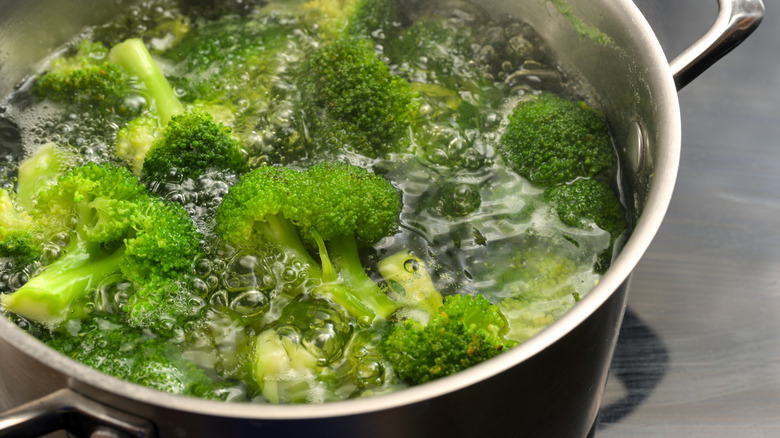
[15, 143, 78, 211]
[297, 37, 418, 160]
[344, 0, 402, 42]
[494, 240, 587, 343]
[499, 93, 615, 187]
[108, 39, 248, 191]
[383, 293, 511, 385]
[42, 316, 232, 399]
[1, 144, 78, 262]
[247, 294, 354, 403]
[215, 162, 402, 321]
[140, 110, 247, 184]
[115, 116, 160, 175]
[388, 17, 483, 86]
[0, 190, 43, 262]
[33, 40, 132, 112]
[542, 178, 627, 273]
[0, 163, 203, 334]
[377, 252, 513, 385]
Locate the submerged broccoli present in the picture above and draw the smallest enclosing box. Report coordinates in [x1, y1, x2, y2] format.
[499, 93, 615, 187]
[42, 316, 232, 399]
[377, 252, 513, 385]
[33, 40, 131, 111]
[0, 162, 203, 335]
[542, 178, 627, 273]
[494, 239, 589, 342]
[215, 162, 402, 322]
[247, 294, 354, 403]
[297, 37, 418, 159]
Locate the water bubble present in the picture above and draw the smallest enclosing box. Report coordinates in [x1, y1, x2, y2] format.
[403, 258, 420, 274]
[229, 289, 269, 317]
[355, 358, 384, 383]
[209, 289, 229, 311]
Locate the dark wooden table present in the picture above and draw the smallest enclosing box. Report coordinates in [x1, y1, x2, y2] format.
[598, 1, 780, 436]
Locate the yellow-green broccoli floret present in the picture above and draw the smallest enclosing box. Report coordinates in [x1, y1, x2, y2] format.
[381, 293, 512, 385]
[33, 40, 131, 111]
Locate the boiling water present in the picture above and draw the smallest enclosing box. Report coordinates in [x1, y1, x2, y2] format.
[0, 0, 625, 403]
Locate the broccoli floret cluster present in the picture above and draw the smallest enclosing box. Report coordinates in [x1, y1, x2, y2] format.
[499, 93, 615, 187]
[43, 316, 232, 399]
[297, 37, 418, 159]
[33, 40, 131, 111]
[215, 161, 402, 322]
[0, 161, 204, 336]
[382, 293, 512, 385]
[0, 0, 635, 405]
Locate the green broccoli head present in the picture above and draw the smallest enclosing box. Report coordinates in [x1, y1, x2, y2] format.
[215, 162, 401, 255]
[33, 40, 131, 111]
[381, 293, 513, 385]
[298, 37, 418, 159]
[43, 316, 232, 399]
[542, 178, 627, 273]
[140, 110, 247, 184]
[499, 93, 615, 187]
[215, 162, 401, 322]
[297, 161, 402, 245]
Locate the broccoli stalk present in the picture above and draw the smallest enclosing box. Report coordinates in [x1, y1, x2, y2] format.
[377, 251, 514, 385]
[109, 38, 184, 124]
[215, 162, 401, 322]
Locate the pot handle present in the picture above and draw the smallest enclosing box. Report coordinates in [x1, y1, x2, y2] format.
[0, 388, 155, 438]
[670, 0, 764, 90]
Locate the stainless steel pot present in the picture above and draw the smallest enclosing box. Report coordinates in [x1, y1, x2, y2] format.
[0, 0, 763, 437]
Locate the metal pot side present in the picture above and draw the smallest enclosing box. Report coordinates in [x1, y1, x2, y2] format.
[0, 0, 762, 437]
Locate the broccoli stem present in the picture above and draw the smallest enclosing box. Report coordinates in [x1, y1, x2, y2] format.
[109, 38, 184, 124]
[328, 237, 397, 320]
[377, 251, 444, 315]
[254, 214, 322, 278]
[16, 143, 69, 211]
[1, 241, 125, 325]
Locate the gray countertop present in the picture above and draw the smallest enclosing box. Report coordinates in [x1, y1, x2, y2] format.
[598, 1, 780, 436]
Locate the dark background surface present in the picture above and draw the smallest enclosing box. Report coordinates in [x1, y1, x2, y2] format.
[597, 1, 780, 436]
